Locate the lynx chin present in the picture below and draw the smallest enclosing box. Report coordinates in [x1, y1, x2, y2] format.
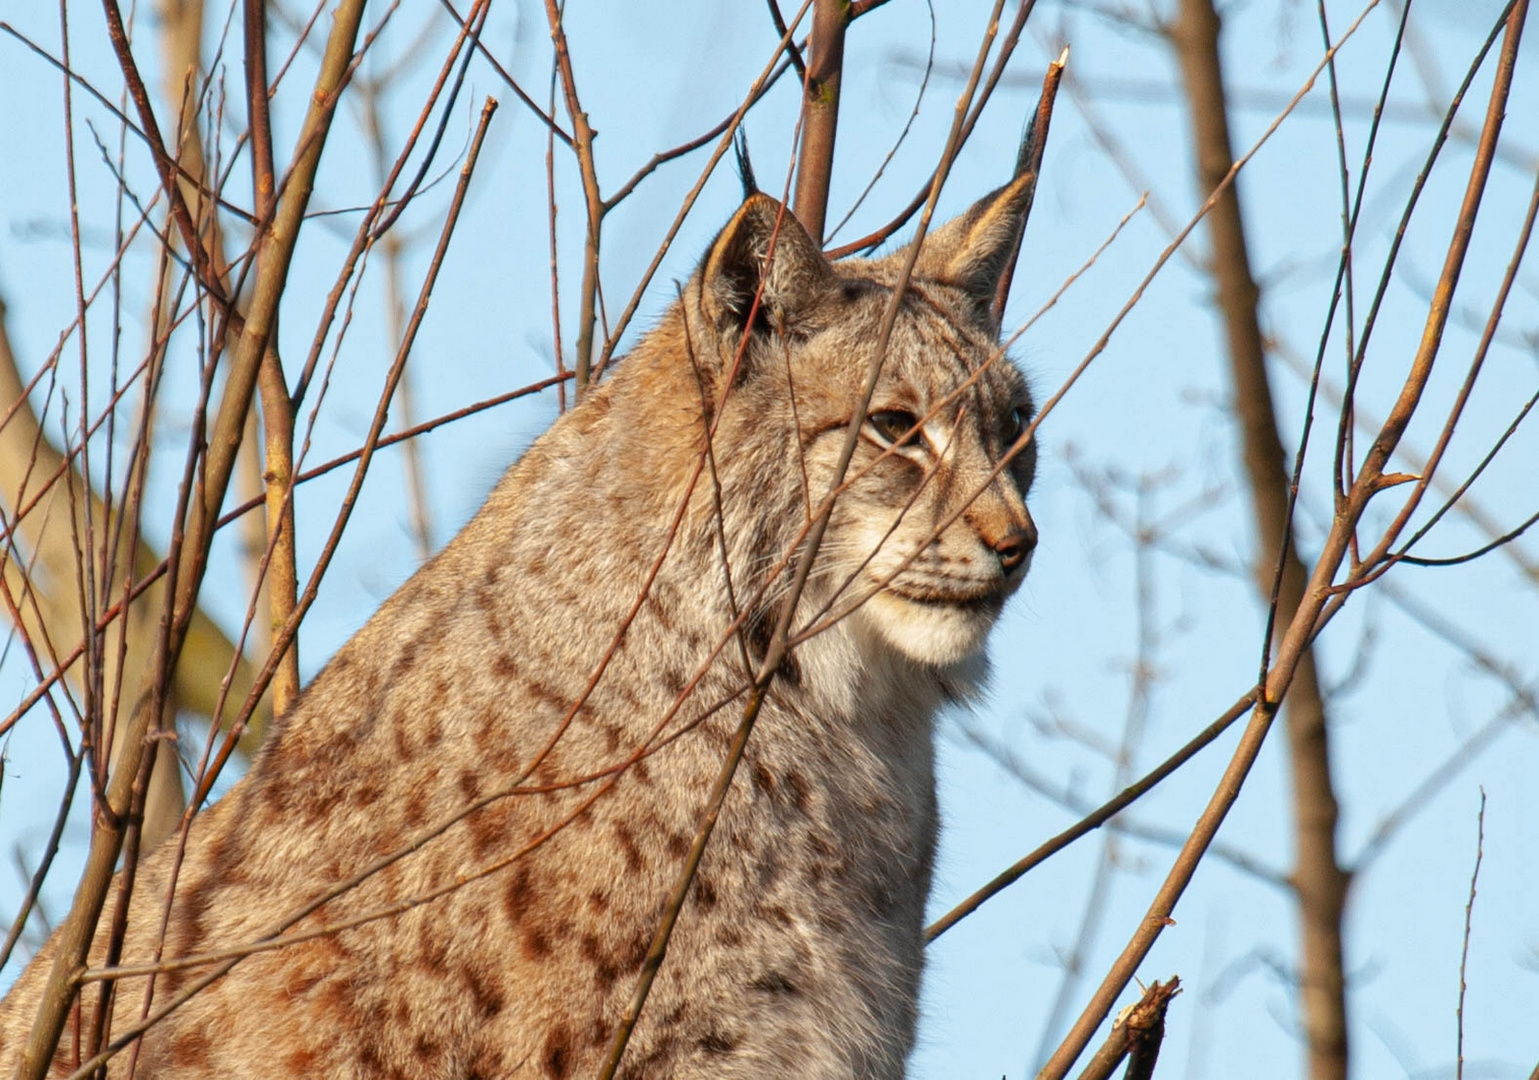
[1, 164, 1040, 1078]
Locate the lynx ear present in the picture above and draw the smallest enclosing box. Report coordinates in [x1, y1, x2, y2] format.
[907, 171, 1036, 330]
[700, 194, 833, 337]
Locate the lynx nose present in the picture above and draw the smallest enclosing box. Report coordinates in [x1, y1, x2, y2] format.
[992, 518, 1038, 573]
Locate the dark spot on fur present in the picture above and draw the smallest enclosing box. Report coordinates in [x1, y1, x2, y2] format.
[601, 722, 623, 753]
[631, 758, 652, 786]
[661, 665, 686, 696]
[750, 762, 775, 798]
[745, 610, 773, 663]
[172, 1027, 212, 1066]
[694, 875, 718, 911]
[646, 592, 675, 632]
[746, 608, 801, 685]
[717, 924, 743, 948]
[473, 705, 500, 749]
[544, 1026, 573, 1079]
[750, 970, 799, 996]
[391, 709, 412, 757]
[493, 653, 518, 678]
[413, 1033, 441, 1062]
[403, 784, 427, 827]
[465, 963, 505, 1017]
[698, 1031, 740, 1055]
[357, 1041, 387, 1077]
[418, 924, 450, 972]
[458, 769, 483, 801]
[527, 679, 568, 710]
[522, 926, 552, 959]
[622, 929, 650, 970]
[587, 887, 609, 912]
[758, 903, 793, 927]
[665, 832, 690, 860]
[786, 770, 811, 812]
[283, 1047, 319, 1072]
[580, 933, 619, 990]
[613, 821, 645, 873]
[503, 866, 534, 924]
[396, 639, 419, 675]
[468, 801, 511, 859]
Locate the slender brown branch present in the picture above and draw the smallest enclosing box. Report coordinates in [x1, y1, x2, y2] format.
[1456, 790, 1485, 1080]
[1334, 1, 1518, 497]
[243, 0, 300, 715]
[602, 56, 797, 212]
[955, 719, 1288, 889]
[434, 0, 570, 145]
[992, 45, 1065, 325]
[8, 1, 369, 1070]
[1168, 0, 1347, 1074]
[792, 0, 849, 242]
[1071, 977, 1181, 1080]
[928, 690, 1255, 942]
[765, 0, 807, 80]
[594, 0, 812, 372]
[98, 0, 229, 312]
[1033, 6, 1526, 1074]
[824, 0, 934, 245]
[542, 0, 604, 395]
[824, 0, 1041, 259]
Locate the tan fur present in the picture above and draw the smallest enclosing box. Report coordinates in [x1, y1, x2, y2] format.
[0, 182, 1039, 1079]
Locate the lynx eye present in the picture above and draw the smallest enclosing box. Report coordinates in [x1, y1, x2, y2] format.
[1001, 405, 1029, 447]
[867, 409, 921, 447]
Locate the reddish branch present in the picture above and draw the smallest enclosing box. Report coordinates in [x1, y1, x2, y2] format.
[1169, 1, 1348, 1077]
[244, 0, 301, 715]
[8, 1, 368, 1072]
[792, 0, 849, 241]
[1071, 977, 1180, 1080]
[1033, 4, 1528, 1075]
[542, 0, 604, 395]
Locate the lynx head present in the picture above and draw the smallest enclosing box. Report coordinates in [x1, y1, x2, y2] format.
[669, 176, 1039, 670]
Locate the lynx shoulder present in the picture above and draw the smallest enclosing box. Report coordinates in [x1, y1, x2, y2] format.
[0, 172, 1039, 1079]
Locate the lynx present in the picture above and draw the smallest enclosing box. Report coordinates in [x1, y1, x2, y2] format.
[0, 166, 1039, 1078]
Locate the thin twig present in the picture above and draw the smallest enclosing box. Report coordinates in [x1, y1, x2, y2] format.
[1456, 790, 1486, 1080]
[1071, 977, 1181, 1080]
[1032, 5, 1527, 1074]
[7, 1, 369, 1070]
[599, 3, 1014, 1071]
[542, 0, 604, 394]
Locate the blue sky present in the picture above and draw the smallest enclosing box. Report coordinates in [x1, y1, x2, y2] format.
[1, 1, 1536, 1076]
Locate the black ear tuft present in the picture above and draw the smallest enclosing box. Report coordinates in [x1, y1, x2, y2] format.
[734, 131, 758, 201]
[700, 194, 833, 338]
